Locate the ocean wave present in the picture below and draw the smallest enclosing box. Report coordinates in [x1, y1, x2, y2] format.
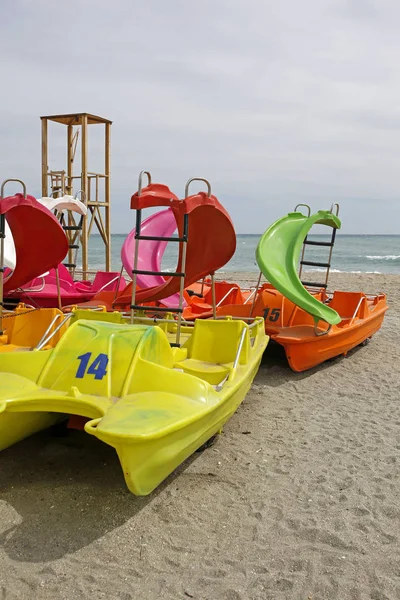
[366, 255, 400, 260]
[303, 267, 382, 274]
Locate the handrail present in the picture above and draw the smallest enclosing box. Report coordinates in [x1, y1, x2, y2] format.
[1, 178, 27, 198]
[185, 177, 211, 198]
[294, 203, 311, 217]
[137, 170, 152, 196]
[113, 265, 125, 303]
[348, 296, 366, 327]
[287, 304, 299, 327]
[314, 320, 332, 337]
[75, 190, 86, 203]
[35, 313, 63, 349]
[232, 327, 247, 369]
[234, 283, 262, 306]
[19, 277, 46, 293]
[330, 202, 340, 216]
[249, 271, 262, 317]
[216, 287, 237, 308]
[35, 312, 73, 350]
[215, 327, 247, 391]
[95, 274, 120, 294]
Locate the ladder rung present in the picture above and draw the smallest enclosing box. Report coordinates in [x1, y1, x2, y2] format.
[301, 281, 328, 289]
[69, 244, 80, 249]
[132, 269, 185, 278]
[63, 225, 82, 231]
[135, 235, 187, 243]
[130, 305, 183, 314]
[303, 240, 334, 247]
[300, 260, 331, 268]
[63, 263, 76, 268]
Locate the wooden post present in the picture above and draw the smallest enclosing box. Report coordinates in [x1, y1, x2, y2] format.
[81, 114, 88, 277]
[105, 122, 111, 271]
[41, 118, 48, 197]
[67, 125, 73, 195]
[67, 124, 74, 265]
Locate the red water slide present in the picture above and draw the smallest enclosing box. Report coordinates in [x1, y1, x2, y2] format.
[1, 192, 69, 293]
[113, 180, 236, 307]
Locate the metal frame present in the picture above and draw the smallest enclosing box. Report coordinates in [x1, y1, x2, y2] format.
[57, 190, 86, 278]
[185, 177, 211, 198]
[299, 203, 340, 292]
[35, 312, 73, 350]
[129, 173, 215, 346]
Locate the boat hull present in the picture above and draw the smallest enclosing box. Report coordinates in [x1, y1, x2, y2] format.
[0, 410, 61, 451]
[184, 284, 389, 372]
[111, 355, 262, 495]
[0, 318, 267, 495]
[273, 309, 387, 372]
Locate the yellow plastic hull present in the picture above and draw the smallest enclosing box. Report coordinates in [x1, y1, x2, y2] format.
[0, 411, 60, 451]
[119, 361, 260, 495]
[0, 318, 268, 495]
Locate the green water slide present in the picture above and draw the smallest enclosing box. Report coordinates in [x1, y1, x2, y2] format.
[256, 209, 342, 325]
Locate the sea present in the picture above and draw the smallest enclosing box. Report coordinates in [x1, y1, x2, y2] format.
[86, 234, 400, 275]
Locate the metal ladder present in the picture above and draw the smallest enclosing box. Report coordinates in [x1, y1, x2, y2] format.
[59, 213, 84, 277]
[297, 203, 340, 291]
[130, 171, 205, 347]
[53, 191, 85, 278]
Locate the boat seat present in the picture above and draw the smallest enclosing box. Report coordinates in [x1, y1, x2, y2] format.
[175, 358, 231, 385]
[6, 308, 68, 349]
[0, 344, 33, 353]
[185, 318, 248, 365]
[174, 319, 248, 385]
[327, 291, 364, 319]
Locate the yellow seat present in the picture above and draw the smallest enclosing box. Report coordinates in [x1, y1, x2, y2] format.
[176, 359, 231, 385]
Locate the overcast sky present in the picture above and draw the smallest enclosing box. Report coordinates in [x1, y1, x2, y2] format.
[1, 0, 399, 234]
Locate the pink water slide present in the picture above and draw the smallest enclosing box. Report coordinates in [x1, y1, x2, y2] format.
[121, 208, 186, 309]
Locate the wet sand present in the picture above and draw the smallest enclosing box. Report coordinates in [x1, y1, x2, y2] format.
[0, 272, 399, 599]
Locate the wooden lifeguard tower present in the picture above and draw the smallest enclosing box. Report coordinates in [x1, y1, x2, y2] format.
[40, 113, 112, 278]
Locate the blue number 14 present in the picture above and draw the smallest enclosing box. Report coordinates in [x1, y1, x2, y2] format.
[76, 352, 109, 380]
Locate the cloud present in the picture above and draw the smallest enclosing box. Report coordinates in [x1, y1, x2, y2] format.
[0, 0, 399, 234]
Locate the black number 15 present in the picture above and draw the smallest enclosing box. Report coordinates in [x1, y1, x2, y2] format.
[263, 307, 281, 322]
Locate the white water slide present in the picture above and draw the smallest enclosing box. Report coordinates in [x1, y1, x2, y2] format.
[4, 195, 87, 270]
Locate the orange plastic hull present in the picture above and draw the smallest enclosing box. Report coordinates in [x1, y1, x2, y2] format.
[273, 304, 387, 371]
[183, 283, 389, 372]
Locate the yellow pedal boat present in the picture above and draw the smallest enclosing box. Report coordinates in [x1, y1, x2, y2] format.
[0, 316, 267, 495]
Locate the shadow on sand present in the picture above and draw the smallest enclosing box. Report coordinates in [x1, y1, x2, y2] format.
[0, 340, 370, 563]
[0, 425, 201, 563]
[256, 338, 370, 387]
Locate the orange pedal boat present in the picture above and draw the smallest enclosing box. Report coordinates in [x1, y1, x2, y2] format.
[183, 204, 389, 372]
[182, 282, 388, 371]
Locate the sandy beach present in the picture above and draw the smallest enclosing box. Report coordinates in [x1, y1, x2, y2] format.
[0, 271, 399, 600]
